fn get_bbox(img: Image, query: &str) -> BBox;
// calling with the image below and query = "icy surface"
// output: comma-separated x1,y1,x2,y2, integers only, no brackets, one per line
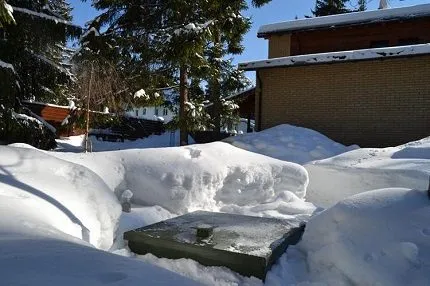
54,142,312,220
297,188,430,286
224,124,356,164
305,137,430,207
128,211,299,257
239,44,430,70
258,3,430,35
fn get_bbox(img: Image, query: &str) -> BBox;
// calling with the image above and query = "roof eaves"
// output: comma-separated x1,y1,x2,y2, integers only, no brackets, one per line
238,44,430,71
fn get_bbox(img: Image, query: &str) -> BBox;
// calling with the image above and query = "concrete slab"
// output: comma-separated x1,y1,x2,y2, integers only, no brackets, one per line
125,211,305,280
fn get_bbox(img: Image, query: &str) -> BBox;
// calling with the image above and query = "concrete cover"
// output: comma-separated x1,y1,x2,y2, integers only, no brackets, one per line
125,211,305,280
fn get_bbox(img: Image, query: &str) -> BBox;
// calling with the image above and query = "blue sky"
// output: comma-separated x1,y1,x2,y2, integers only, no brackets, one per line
69,0,429,78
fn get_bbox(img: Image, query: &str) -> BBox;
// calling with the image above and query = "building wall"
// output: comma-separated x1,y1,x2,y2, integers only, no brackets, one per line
266,18,430,58
268,34,291,58
125,106,176,123
257,55,430,147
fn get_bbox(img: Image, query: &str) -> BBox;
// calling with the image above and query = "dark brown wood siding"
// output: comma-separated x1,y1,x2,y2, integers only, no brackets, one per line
290,18,430,56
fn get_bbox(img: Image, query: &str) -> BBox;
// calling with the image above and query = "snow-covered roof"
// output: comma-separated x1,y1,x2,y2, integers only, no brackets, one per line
258,4,430,37
239,44,430,70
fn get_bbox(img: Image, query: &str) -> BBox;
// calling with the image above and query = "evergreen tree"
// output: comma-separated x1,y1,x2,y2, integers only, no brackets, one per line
313,0,350,16
0,0,80,106
0,1,80,149
85,0,271,145
357,0,367,11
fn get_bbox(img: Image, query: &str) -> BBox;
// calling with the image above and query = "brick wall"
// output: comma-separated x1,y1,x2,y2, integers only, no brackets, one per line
256,55,430,147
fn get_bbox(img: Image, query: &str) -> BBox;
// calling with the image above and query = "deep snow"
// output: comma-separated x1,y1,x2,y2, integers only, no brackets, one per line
224,124,356,164
305,137,430,207
297,188,430,286
54,142,314,221
1,125,429,286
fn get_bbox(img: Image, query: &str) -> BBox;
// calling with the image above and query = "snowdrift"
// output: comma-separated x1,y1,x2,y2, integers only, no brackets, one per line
306,137,430,207
299,188,430,286
54,142,314,220
0,146,121,250
224,124,355,164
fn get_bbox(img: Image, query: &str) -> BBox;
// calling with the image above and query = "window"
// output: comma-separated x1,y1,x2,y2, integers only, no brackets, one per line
163,108,168,116
370,40,389,48
398,38,421,46
155,108,159,116
142,108,147,115
135,110,139,117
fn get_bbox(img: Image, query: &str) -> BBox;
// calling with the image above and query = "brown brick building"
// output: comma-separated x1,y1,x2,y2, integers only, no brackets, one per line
239,4,430,147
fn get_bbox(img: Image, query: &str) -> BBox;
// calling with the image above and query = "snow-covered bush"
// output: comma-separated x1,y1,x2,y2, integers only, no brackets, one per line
0,106,57,150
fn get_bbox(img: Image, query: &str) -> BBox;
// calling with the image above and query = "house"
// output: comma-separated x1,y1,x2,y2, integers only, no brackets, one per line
239,4,430,147
125,105,176,123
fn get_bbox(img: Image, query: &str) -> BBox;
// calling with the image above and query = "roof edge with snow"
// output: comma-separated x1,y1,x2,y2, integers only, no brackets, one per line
258,4,430,37
238,44,430,71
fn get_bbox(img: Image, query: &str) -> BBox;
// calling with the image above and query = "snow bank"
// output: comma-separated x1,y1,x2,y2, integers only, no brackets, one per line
0,146,121,250
54,142,313,220
298,188,430,286
224,124,355,164
306,137,430,207
56,130,195,152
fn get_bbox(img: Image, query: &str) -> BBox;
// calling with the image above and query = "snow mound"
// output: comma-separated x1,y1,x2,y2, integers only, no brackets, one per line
224,124,356,164
54,142,313,220
0,235,200,286
299,188,430,286
0,146,121,250
306,137,430,207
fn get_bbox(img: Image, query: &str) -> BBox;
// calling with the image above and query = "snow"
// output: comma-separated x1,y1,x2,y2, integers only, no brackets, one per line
56,131,194,152
2,121,429,285
12,6,79,28
258,3,430,35
4,1,14,23
80,27,100,41
0,146,121,250
305,136,430,207
54,142,312,220
133,88,148,99
0,59,15,72
239,43,430,70
295,188,430,286
224,124,356,164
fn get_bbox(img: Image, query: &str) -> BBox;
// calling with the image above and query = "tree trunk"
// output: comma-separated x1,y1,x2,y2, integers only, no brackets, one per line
179,65,189,146
212,31,222,136
85,63,94,153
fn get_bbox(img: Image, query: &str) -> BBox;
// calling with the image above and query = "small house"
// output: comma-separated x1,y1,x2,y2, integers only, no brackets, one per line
239,4,430,147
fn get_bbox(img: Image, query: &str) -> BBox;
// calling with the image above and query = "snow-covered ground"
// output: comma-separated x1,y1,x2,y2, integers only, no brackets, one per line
305,137,430,207
224,124,356,164
1,124,429,285
56,130,195,152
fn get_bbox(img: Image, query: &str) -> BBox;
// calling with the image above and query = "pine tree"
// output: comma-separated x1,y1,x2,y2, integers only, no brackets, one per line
313,0,350,17
0,1,80,149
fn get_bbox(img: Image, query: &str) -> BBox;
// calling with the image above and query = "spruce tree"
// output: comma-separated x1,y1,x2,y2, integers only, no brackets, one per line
313,0,350,16
85,0,272,145
0,1,80,148
0,0,80,105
